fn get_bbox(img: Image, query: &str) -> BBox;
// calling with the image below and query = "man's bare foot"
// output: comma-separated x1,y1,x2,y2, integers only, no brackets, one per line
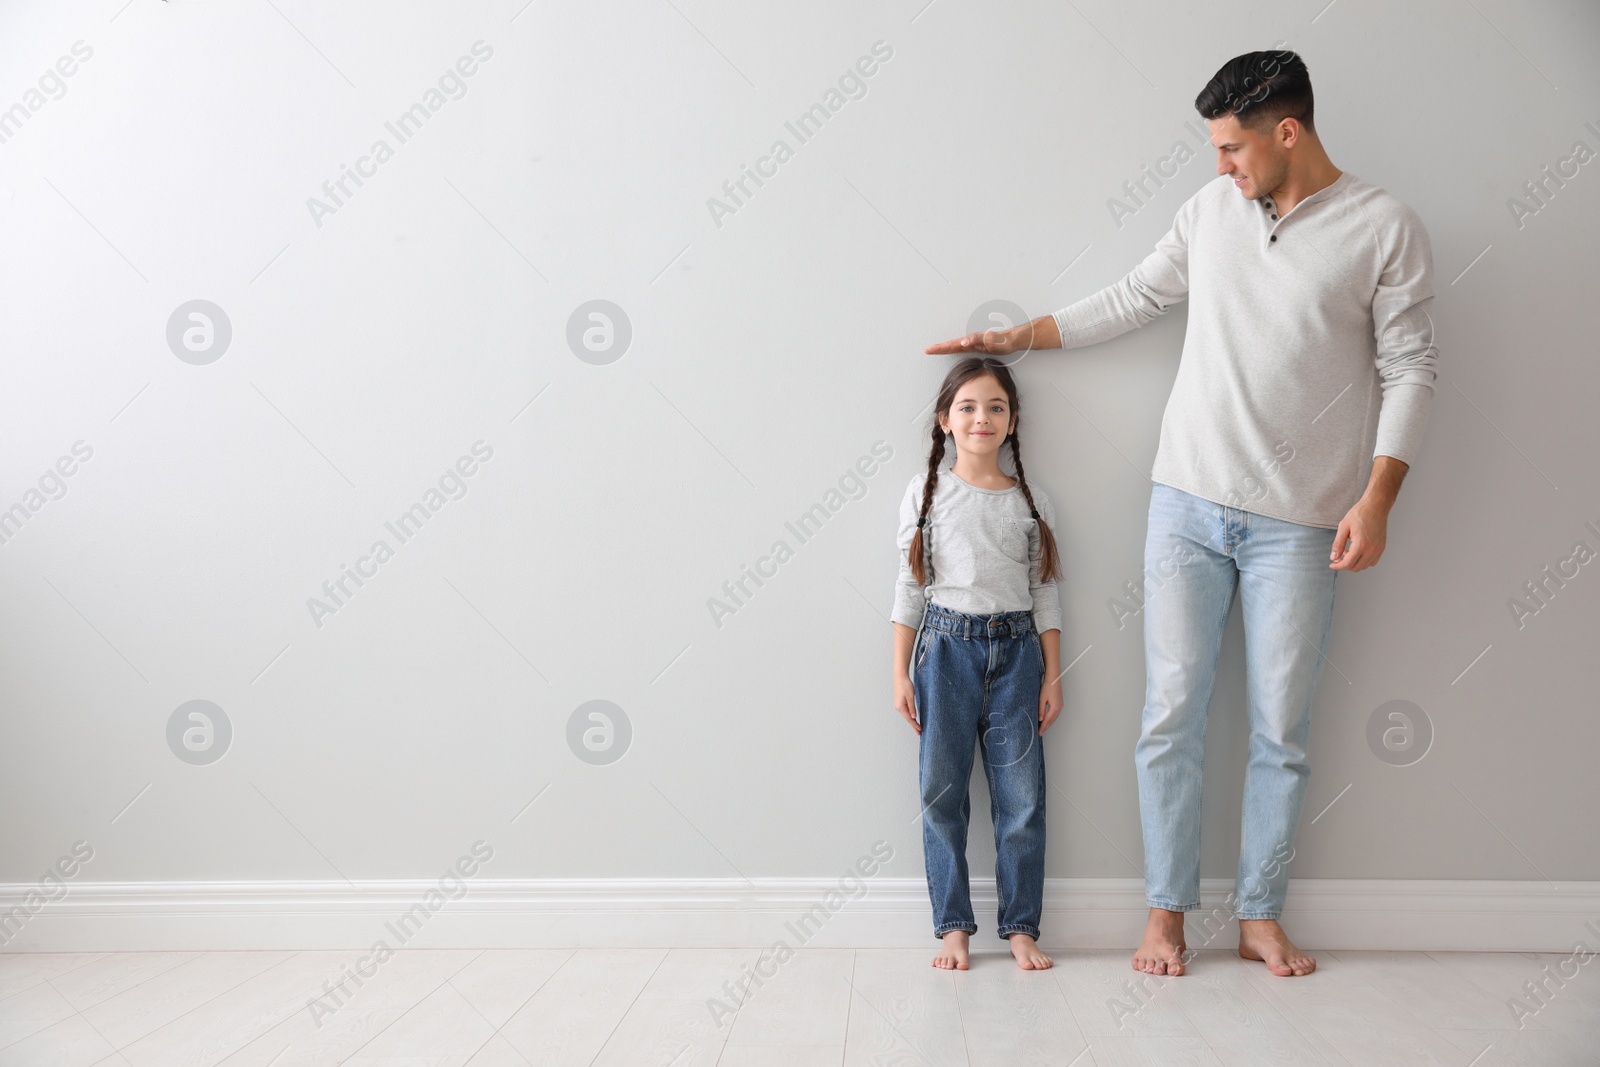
1238,918,1316,976
1007,933,1053,970
1132,907,1188,975
932,930,970,970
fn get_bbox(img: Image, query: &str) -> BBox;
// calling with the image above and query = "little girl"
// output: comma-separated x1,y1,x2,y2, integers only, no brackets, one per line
891,355,1064,972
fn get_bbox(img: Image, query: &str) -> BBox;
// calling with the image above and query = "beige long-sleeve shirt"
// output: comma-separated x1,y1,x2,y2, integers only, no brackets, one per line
1051,170,1439,528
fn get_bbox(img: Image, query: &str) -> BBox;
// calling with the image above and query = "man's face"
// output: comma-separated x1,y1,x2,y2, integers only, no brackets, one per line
1208,114,1287,200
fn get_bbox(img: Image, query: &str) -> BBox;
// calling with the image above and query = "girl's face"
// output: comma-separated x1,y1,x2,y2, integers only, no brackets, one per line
939,374,1015,456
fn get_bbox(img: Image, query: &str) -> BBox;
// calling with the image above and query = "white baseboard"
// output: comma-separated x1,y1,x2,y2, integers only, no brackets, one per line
4,878,1598,953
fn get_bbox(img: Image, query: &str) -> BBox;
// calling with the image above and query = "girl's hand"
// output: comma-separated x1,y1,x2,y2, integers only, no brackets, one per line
893,676,921,734
1038,676,1064,734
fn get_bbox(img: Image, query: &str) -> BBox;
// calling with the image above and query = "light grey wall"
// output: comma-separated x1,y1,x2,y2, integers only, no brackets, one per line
3,0,1597,893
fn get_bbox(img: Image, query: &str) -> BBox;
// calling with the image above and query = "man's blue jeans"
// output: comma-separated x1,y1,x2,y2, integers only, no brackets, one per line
913,602,1046,940
1138,482,1340,920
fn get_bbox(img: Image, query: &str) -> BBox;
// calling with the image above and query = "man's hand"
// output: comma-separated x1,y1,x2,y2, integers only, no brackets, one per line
925,327,1021,356
1330,498,1389,571
925,315,1062,356
1331,455,1409,571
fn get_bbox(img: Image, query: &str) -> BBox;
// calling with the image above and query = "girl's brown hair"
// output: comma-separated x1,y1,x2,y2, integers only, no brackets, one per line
908,356,1061,586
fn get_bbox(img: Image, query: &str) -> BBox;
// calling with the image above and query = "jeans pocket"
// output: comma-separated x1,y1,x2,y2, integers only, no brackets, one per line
916,627,934,671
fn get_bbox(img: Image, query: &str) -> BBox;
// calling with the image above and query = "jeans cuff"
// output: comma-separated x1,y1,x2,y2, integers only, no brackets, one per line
1146,899,1201,912
1233,911,1282,920
934,921,977,938
997,924,1041,940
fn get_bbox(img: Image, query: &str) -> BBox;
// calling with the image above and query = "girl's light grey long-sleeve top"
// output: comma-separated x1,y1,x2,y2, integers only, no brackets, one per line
892,468,1062,635
1051,170,1439,529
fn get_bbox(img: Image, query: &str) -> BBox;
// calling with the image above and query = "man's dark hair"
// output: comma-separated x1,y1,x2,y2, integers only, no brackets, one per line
1194,50,1314,134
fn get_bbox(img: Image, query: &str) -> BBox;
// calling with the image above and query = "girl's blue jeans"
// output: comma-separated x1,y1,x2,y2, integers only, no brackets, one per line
912,601,1046,941
1139,481,1340,920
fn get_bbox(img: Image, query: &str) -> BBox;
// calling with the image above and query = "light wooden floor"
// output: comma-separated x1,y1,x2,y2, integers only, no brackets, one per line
0,946,1595,1065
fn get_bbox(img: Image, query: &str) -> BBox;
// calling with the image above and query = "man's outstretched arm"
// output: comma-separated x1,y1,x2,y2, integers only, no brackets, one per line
927,192,1198,356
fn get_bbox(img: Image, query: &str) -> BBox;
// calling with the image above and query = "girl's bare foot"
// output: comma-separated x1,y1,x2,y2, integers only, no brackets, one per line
1238,918,1316,976
932,930,970,969
1007,933,1053,969
1132,907,1188,975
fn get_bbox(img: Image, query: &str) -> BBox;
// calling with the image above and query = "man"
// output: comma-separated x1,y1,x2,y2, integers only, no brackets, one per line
926,49,1438,977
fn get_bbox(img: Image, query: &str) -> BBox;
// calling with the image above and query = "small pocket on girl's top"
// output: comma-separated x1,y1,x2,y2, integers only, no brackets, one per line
998,516,1028,562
